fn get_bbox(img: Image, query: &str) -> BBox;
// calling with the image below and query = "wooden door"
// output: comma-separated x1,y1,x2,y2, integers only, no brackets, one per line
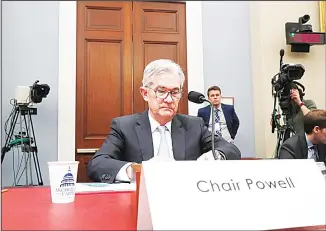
133,1,188,114
75,1,188,182
75,1,133,182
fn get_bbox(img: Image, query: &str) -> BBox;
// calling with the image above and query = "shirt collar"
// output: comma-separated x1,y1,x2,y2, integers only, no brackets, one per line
148,110,172,133
305,133,314,149
214,104,222,111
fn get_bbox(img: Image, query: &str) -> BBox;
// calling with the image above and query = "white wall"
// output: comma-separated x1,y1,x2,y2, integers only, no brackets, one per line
1,1,59,186
250,1,326,158
201,1,255,157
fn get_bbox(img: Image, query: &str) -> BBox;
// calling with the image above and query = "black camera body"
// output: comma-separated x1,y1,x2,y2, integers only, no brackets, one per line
271,49,306,125
31,80,50,104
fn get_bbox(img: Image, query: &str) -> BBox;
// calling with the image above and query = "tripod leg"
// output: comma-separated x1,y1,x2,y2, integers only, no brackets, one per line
275,130,284,159
284,128,291,142
1,109,19,163
28,113,43,186
23,114,34,186
19,112,29,186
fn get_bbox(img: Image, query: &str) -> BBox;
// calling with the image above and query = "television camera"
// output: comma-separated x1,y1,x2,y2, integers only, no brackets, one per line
15,80,50,105
271,49,305,158
1,80,50,186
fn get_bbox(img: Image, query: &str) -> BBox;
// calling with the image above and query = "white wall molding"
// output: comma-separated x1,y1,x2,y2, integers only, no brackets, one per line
57,1,205,161
58,1,76,161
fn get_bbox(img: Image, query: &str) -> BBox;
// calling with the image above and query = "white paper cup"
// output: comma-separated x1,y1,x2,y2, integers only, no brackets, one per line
47,161,79,204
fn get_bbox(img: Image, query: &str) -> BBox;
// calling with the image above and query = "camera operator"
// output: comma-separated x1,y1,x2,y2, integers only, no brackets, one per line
288,83,317,134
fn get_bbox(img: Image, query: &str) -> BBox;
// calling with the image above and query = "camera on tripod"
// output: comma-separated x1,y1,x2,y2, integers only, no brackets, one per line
271,62,305,118
1,80,50,186
15,80,50,106
271,49,306,158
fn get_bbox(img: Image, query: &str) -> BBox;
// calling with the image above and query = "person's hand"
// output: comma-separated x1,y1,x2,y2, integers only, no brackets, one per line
197,151,215,161
126,165,134,180
230,139,234,144
290,89,302,105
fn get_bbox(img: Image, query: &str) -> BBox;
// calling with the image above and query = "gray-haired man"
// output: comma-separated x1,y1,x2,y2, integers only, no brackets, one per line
87,59,241,183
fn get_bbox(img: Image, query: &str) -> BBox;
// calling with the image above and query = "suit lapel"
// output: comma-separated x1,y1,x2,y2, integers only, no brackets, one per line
299,133,308,159
135,111,154,161
221,104,230,124
317,144,326,163
206,106,211,124
201,106,211,125
171,116,186,160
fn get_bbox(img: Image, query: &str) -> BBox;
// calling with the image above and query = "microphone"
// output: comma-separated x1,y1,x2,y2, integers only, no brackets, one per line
188,91,206,104
280,49,285,57
188,91,225,160
279,49,285,72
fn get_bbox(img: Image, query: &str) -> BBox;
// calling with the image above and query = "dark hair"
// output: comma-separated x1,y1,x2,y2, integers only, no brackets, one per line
304,109,326,134
207,86,221,97
289,83,304,100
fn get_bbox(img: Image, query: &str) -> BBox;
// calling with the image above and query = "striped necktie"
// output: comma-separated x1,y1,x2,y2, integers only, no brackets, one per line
214,108,222,136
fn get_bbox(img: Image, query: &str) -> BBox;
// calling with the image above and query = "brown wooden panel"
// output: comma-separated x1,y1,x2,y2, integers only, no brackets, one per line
76,1,133,150
133,1,188,114
76,154,93,183
86,7,123,30
85,41,122,139
144,43,177,63
143,10,178,33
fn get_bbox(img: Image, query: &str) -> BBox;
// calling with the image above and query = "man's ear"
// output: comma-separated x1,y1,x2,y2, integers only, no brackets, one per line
313,126,320,133
140,87,149,102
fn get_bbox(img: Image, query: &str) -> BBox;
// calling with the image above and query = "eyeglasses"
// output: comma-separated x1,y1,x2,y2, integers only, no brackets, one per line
146,87,183,100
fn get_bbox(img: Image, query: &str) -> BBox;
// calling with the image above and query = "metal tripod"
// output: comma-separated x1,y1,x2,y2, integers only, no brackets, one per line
1,105,43,186
274,122,295,159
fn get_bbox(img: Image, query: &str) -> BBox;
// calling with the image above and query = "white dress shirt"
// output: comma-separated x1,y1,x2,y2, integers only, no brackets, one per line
305,133,319,161
115,111,219,181
208,105,232,142
115,111,174,181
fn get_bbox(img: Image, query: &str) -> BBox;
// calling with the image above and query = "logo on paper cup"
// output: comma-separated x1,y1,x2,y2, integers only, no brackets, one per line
55,166,76,197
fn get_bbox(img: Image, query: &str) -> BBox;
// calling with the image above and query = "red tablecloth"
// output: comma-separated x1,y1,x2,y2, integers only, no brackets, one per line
2,187,325,230
2,187,137,230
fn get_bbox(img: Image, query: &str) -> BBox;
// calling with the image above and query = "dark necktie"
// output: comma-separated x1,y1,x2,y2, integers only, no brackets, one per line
214,109,222,136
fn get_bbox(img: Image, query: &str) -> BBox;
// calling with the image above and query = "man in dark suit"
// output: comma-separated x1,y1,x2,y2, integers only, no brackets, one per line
87,59,241,183
197,86,239,143
279,109,326,164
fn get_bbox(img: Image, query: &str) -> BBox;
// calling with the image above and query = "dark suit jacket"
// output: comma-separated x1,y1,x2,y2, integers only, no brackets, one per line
197,104,240,139
87,110,241,183
278,132,326,164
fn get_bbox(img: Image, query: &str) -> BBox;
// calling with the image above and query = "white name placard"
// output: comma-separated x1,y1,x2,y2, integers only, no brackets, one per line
137,159,325,230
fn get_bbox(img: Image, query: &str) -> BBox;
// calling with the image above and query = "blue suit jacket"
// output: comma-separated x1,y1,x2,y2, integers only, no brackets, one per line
197,104,240,139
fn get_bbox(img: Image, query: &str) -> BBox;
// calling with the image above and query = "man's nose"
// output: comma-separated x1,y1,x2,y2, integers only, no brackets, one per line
164,93,173,103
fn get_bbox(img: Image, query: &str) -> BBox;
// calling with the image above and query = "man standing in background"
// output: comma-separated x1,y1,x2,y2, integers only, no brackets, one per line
197,86,240,143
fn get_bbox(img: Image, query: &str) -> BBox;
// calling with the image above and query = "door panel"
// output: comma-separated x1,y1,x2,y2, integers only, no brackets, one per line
75,1,187,182
76,1,133,151
133,1,188,114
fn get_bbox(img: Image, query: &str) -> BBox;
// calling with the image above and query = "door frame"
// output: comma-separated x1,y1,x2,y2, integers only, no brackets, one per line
58,1,205,161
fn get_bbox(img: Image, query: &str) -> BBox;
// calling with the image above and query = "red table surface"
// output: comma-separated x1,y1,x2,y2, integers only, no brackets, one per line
2,187,325,230
2,187,137,230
